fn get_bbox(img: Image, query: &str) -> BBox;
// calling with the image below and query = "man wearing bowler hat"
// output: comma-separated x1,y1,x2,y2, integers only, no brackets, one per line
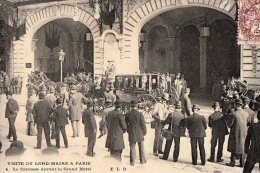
226,98,250,167
125,100,147,166
160,101,185,162
33,92,53,149
53,98,69,149
82,101,97,157
5,91,19,142
187,104,207,165
152,93,169,156
208,102,229,163
105,100,127,160
243,97,255,125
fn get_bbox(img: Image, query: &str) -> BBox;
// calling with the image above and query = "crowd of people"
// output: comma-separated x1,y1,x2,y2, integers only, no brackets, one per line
0,71,23,95
1,71,260,173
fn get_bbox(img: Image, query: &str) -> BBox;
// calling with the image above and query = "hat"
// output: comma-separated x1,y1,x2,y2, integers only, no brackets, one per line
114,100,122,107
38,92,45,99
192,104,200,110
212,102,220,108
162,93,169,101
175,101,182,109
6,91,12,96
5,141,26,156
130,100,138,107
39,85,47,91
56,98,62,104
185,88,190,93
235,99,243,105
243,97,250,103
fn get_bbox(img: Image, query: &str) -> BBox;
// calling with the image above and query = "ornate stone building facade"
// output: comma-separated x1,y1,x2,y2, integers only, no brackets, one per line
1,0,260,89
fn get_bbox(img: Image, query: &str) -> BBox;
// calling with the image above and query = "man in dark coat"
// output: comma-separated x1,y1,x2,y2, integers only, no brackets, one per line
187,104,207,165
32,92,53,149
226,99,250,167
243,97,255,125
5,91,19,142
160,101,185,162
105,100,127,160
53,98,69,149
125,100,147,166
208,102,229,163
183,88,192,116
243,111,260,173
82,102,97,157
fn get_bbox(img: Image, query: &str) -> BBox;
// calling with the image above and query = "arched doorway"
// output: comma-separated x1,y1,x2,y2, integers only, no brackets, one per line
33,18,93,81
138,6,240,91
180,25,200,91
10,4,102,82
207,19,240,90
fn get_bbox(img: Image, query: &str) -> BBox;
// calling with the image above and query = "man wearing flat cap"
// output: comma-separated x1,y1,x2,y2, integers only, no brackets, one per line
5,91,19,142
208,102,229,163
187,104,207,165
33,92,53,149
243,97,255,125
226,99,251,167
160,101,185,162
105,100,127,160
125,100,147,166
53,98,69,149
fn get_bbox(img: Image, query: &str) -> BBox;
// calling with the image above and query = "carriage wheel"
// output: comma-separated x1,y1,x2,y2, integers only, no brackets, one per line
137,94,158,123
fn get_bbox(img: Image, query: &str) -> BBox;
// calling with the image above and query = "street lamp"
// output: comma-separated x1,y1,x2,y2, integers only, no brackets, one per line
58,49,65,82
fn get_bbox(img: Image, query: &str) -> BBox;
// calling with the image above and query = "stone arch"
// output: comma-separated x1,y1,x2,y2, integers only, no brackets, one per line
11,4,103,80
123,0,237,73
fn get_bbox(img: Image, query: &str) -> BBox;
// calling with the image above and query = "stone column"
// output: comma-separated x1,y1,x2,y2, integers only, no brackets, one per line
143,40,149,72
199,36,207,89
174,37,181,74
71,41,80,72
167,37,175,73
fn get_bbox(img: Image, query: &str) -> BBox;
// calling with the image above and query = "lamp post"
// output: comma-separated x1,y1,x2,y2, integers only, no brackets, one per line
58,49,65,82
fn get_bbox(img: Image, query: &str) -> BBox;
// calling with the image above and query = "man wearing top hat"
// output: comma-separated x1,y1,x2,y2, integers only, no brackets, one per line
105,100,127,160
53,98,69,149
152,93,169,156
33,92,53,149
5,91,19,142
183,88,192,116
187,104,207,165
160,101,185,162
208,102,229,163
68,85,88,137
125,100,147,166
226,98,251,167
243,97,255,125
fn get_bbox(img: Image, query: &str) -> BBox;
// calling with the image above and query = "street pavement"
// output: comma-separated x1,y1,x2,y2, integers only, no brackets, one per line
0,94,259,173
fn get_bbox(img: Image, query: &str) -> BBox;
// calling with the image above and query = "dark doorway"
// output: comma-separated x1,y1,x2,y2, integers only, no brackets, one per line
207,19,240,91
180,25,200,91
